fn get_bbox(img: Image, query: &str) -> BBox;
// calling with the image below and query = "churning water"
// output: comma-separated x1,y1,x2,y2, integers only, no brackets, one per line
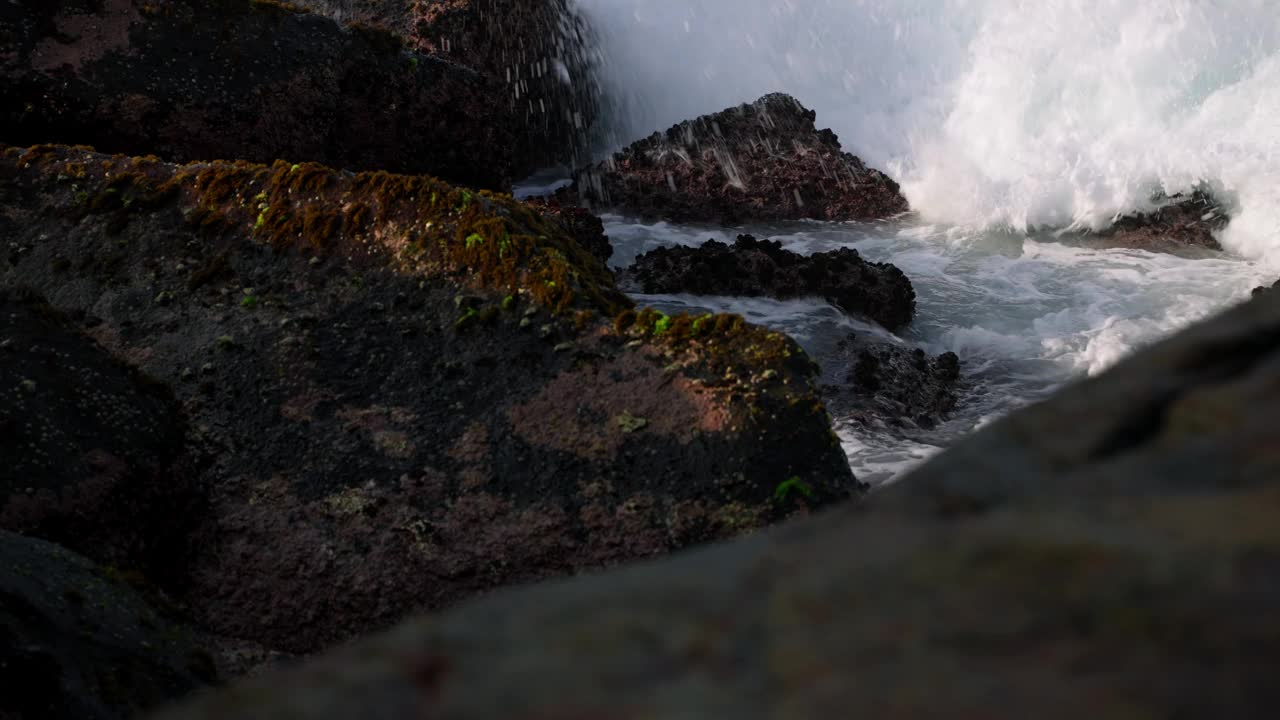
559,1,1280,483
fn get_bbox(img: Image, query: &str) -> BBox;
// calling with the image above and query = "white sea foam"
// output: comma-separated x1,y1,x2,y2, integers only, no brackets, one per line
578,0,1280,262
564,1,1279,481
605,217,1269,483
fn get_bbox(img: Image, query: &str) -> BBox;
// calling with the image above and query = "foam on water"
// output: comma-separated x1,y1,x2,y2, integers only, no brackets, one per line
556,1,1280,481
604,217,1269,483
578,0,1280,262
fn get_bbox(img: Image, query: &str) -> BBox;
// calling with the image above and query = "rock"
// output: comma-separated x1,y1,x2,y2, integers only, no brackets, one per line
822,334,962,430
0,288,197,578
1087,190,1228,253
291,0,603,173
0,0,516,190
153,290,1280,720
526,198,613,266
619,234,916,331
1252,280,1277,297
573,93,909,224
2,144,855,655
0,531,214,720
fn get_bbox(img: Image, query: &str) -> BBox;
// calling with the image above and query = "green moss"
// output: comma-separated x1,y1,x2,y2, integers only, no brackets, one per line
10,145,633,318
616,412,649,433
774,476,814,502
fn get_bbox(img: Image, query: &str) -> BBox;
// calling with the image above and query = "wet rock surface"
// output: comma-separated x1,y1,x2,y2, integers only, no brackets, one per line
0,288,197,578
1,531,215,720
154,290,1280,720
618,234,916,331
526,198,613,266
573,93,909,224
1,144,855,656
291,0,603,173
821,334,962,431
1085,190,1228,253
0,0,516,189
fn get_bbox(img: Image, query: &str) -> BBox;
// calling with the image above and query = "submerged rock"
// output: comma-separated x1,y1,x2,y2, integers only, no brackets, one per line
619,234,916,331
573,93,909,224
1087,190,1228,253
0,531,214,720
154,290,1280,720
291,0,603,173
0,0,516,189
0,288,197,578
2,144,855,655
821,334,962,431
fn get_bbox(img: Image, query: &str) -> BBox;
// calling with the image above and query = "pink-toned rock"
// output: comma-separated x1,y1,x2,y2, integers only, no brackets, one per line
0,0,517,189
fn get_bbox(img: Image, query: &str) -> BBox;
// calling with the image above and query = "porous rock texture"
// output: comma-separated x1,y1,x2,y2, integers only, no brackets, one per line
526,197,613,266
0,0,516,189
1,531,215,720
290,0,604,173
155,290,1280,719
821,333,962,431
0,144,855,656
618,234,916,331
574,93,910,224
0,289,197,578
1086,190,1228,253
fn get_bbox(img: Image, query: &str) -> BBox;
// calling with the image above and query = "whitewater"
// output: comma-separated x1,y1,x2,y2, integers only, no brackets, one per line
560,0,1280,483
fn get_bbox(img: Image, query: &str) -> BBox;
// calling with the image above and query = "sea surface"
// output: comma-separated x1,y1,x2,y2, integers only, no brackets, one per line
535,0,1280,483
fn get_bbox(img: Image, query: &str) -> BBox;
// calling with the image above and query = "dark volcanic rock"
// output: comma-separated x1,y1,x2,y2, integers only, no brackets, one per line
0,0,517,189
0,288,197,578
2,144,855,655
574,93,909,224
1252,279,1278,297
619,234,916,331
291,0,603,173
822,334,961,430
1088,190,1228,253
526,198,613,266
1,531,214,720
155,290,1280,720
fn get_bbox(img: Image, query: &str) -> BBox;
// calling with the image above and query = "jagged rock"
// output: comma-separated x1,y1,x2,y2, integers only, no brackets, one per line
1,144,855,655
0,531,214,720
618,234,916,331
526,198,613,266
821,334,961,430
153,290,1280,720
0,288,197,578
1087,190,1228,253
1252,280,1277,297
0,0,516,189
290,0,603,173
573,93,909,224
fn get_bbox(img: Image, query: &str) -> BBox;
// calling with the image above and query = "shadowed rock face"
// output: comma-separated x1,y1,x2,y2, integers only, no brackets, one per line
526,198,614,266
822,334,962,431
1,531,215,720
619,234,916,331
573,93,909,224
291,0,604,174
0,289,197,578
1,144,855,655
154,291,1280,720
0,0,517,189
1086,190,1229,253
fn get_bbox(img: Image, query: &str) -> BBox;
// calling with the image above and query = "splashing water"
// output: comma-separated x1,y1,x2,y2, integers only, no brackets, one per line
555,1,1280,482
579,0,1280,260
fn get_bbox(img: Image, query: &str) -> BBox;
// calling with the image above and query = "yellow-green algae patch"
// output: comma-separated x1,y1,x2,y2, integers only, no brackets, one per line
6,144,627,316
